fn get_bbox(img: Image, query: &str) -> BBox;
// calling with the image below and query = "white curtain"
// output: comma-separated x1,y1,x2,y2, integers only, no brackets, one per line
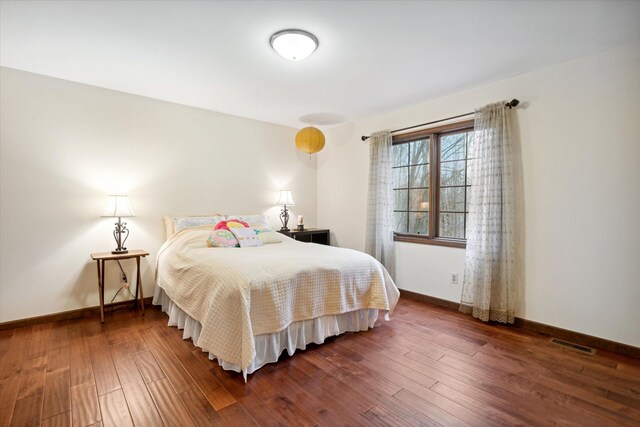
460,101,517,323
365,130,395,279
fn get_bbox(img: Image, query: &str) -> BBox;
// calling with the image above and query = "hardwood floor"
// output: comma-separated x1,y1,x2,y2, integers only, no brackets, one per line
1,297,639,426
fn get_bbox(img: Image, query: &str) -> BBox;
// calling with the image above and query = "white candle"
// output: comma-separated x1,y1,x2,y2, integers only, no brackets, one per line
298,215,304,225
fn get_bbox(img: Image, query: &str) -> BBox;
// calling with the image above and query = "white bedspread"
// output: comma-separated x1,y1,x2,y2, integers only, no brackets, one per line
155,227,399,374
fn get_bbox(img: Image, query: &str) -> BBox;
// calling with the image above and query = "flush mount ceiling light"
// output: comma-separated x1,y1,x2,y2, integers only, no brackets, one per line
270,29,318,61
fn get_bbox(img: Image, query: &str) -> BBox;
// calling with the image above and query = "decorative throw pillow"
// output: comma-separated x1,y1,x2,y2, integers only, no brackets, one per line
229,227,264,248
256,231,284,244
214,219,250,231
207,229,239,248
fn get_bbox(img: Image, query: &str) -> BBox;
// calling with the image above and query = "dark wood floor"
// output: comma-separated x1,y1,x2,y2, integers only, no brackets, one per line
1,297,639,427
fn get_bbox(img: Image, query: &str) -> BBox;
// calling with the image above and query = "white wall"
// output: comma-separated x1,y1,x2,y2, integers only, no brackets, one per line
0,67,317,322
318,41,640,347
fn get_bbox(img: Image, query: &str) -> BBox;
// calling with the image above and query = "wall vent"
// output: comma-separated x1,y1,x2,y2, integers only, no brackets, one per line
550,338,596,355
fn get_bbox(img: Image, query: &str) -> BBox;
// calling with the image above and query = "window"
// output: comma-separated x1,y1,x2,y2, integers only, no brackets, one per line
392,120,474,248
392,137,430,235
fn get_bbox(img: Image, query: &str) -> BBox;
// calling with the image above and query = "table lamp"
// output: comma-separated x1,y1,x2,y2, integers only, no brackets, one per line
276,190,295,231
102,195,135,254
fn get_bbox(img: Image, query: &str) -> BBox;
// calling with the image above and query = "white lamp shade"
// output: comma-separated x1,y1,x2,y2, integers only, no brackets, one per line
270,30,318,61
102,195,135,217
276,190,295,206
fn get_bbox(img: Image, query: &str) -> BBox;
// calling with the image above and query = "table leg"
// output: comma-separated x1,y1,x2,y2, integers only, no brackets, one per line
136,256,145,315
133,259,139,309
97,259,104,323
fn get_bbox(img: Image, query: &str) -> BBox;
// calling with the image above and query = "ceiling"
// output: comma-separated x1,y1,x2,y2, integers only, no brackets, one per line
2,1,639,128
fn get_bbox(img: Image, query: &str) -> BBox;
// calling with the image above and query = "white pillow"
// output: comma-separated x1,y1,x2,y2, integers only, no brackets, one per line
253,224,275,234
229,227,264,248
228,214,269,227
256,231,283,244
174,215,226,233
163,214,225,239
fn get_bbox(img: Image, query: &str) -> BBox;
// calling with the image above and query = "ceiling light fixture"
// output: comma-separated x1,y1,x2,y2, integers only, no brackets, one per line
295,127,325,154
270,29,318,61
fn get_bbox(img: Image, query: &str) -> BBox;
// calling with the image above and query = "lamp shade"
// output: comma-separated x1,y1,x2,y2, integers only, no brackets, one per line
276,190,295,206
102,195,135,217
295,127,325,154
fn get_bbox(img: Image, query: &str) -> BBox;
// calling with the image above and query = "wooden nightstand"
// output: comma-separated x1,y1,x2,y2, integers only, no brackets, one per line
90,249,149,323
278,228,330,245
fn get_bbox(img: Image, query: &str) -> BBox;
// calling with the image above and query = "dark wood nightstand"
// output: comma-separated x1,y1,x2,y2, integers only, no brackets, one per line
90,249,149,323
278,228,330,245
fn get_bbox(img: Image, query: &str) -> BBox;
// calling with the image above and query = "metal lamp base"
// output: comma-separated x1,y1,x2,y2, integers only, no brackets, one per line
111,217,130,255
279,205,291,232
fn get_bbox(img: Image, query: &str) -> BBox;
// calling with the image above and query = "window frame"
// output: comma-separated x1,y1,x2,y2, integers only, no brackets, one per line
392,119,474,249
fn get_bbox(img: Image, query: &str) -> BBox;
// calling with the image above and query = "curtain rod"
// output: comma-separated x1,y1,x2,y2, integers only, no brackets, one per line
361,99,520,142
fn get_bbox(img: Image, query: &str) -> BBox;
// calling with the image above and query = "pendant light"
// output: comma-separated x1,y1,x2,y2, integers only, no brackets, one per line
295,127,325,154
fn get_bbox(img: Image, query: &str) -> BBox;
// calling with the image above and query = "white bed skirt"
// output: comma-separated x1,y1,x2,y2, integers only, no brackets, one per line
152,286,379,377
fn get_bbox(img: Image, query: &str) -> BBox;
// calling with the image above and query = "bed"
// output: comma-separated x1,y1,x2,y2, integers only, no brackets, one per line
153,216,399,380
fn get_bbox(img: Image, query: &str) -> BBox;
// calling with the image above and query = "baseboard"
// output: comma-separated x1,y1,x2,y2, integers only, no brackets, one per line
400,289,460,311
399,288,640,360
0,297,154,331
512,318,640,359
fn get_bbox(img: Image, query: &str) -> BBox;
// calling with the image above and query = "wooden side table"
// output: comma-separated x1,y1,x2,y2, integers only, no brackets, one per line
90,249,149,323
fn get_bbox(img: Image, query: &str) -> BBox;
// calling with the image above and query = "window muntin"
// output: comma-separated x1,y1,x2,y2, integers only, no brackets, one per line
391,121,474,247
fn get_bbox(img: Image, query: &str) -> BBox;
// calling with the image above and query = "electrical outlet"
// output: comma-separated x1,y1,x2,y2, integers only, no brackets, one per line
450,273,459,285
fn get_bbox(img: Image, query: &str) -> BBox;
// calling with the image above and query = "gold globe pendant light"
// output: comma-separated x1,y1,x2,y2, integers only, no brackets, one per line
295,127,325,154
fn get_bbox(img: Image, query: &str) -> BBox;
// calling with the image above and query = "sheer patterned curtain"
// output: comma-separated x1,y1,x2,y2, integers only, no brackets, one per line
365,130,395,279
460,102,517,323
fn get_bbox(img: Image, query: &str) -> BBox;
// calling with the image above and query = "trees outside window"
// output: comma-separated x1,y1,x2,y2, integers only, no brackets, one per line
392,120,474,248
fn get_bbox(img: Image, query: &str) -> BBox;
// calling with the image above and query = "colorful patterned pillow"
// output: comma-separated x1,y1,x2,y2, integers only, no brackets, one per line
229,227,264,248
207,229,239,248
214,219,250,231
